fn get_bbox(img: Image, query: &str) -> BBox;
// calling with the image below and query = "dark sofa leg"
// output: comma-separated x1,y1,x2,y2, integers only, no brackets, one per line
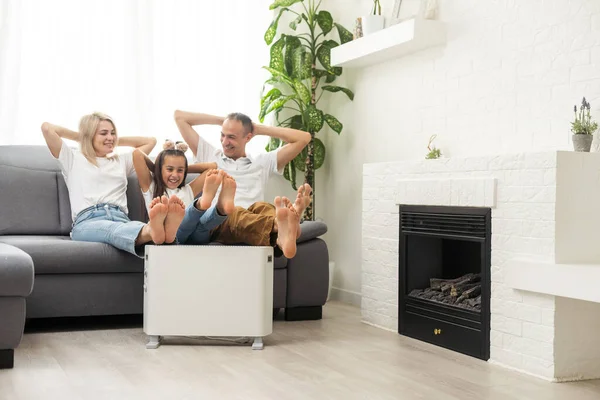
285,306,322,321
0,349,14,369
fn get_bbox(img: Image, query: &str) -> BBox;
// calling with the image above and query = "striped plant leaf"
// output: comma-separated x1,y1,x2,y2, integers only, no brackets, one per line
293,80,311,104
324,114,342,134
334,22,353,44
295,137,326,172
269,35,286,71
316,11,333,35
264,8,289,45
291,46,311,79
269,0,304,10
306,105,324,132
316,40,339,73
284,36,302,76
321,85,354,100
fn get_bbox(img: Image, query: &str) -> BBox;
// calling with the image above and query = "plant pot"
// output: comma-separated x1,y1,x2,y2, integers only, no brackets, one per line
572,134,593,152
361,15,384,36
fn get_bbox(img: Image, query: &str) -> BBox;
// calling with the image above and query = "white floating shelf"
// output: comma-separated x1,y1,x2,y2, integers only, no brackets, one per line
331,18,446,68
506,259,600,304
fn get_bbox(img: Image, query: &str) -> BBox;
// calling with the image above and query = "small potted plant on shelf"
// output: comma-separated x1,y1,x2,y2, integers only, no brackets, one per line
362,0,384,36
425,134,442,159
571,97,598,152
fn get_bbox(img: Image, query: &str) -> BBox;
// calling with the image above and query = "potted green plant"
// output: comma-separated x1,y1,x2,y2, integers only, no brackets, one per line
425,134,442,159
362,0,384,36
260,0,354,221
571,97,598,152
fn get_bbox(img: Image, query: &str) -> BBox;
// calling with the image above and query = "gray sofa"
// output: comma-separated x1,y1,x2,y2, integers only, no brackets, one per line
0,145,329,364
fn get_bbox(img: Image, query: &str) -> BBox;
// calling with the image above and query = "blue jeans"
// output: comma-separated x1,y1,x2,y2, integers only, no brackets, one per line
176,203,227,244
71,204,146,257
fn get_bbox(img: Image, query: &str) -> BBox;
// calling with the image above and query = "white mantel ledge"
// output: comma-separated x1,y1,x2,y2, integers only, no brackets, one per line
395,177,497,208
331,18,446,68
505,258,600,304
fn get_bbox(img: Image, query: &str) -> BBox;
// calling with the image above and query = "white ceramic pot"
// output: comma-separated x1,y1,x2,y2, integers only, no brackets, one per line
361,15,385,36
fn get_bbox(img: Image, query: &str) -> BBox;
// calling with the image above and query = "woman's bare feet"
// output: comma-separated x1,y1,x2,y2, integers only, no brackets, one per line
293,183,312,218
197,169,222,210
148,196,168,244
217,172,236,215
165,195,185,243
275,196,299,258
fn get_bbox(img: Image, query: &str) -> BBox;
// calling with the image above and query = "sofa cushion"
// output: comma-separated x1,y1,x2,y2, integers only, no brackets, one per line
0,145,62,171
57,174,73,234
126,176,148,223
0,146,66,234
297,220,327,244
0,236,144,275
0,165,64,235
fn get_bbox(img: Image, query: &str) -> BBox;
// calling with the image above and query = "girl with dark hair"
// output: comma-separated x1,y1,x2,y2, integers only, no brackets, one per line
133,140,236,245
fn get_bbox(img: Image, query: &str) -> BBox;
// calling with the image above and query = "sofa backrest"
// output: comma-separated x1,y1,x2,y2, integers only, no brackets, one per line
0,145,147,236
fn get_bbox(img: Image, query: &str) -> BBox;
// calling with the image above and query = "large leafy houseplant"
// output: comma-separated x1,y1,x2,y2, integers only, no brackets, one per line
260,0,354,221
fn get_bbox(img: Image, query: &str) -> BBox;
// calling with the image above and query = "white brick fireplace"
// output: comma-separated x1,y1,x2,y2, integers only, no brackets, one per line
362,151,600,381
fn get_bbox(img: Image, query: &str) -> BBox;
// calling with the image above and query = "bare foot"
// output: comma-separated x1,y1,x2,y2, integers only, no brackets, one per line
217,172,236,215
148,196,167,244
293,183,312,218
275,196,299,258
197,169,222,210
165,195,185,243
285,197,301,250
289,198,303,239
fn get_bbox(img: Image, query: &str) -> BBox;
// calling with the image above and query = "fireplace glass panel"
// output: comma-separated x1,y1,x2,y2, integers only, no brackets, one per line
405,236,482,312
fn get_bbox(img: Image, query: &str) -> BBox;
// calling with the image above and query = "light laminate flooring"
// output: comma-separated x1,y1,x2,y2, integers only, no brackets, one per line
1,301,599,400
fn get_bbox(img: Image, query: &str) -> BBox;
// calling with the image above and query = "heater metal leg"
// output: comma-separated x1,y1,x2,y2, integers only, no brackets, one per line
146,335,161,349
252,337,264,350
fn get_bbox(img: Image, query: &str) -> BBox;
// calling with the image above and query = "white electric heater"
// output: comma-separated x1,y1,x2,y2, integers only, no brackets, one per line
143,245,274,350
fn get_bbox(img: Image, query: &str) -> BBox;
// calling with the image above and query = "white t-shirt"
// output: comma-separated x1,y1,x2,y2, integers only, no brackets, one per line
57,141,135,220
195,136,282,209
141,180,195,214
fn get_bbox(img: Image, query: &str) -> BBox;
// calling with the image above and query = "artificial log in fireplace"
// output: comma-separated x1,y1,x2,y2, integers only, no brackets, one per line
409,273,482,312
398,205,491,360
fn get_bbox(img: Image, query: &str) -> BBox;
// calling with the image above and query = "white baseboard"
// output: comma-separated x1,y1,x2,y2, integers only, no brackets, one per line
489,359,600,383
361,319,396,333
328,287,361,307
488,360,555,382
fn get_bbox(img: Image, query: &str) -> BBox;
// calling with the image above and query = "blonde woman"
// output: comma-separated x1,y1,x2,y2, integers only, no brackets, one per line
41,112,185,256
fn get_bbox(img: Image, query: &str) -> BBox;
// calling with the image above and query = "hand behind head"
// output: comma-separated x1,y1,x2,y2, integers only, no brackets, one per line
163,139,188,153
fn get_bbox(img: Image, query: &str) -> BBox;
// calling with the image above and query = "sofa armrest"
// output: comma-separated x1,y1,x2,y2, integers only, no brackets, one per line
285,238,329,308
0,244,34,297
297,221,327,244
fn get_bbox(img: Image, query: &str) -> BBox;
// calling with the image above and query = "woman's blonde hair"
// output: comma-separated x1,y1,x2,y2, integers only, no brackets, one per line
78,112,118,165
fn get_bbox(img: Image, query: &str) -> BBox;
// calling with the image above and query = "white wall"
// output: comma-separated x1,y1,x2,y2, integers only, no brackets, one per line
306,0,600,304
554,297,600,380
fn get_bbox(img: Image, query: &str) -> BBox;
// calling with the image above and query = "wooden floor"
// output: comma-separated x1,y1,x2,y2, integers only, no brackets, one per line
1,302,599,400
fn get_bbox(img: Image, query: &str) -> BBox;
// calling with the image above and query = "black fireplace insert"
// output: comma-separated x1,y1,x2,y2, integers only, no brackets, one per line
398,205,491,360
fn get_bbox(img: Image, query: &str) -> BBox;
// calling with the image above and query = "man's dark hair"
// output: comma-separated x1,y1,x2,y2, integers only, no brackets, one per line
226,112,254,135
